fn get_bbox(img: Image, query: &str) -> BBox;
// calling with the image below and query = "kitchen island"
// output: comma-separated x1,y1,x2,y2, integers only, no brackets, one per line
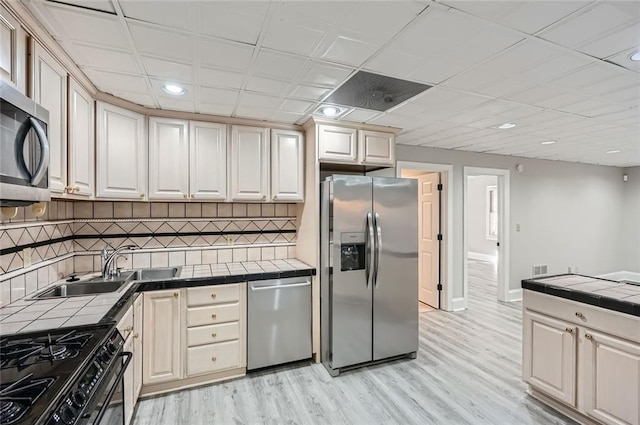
522,274,640,425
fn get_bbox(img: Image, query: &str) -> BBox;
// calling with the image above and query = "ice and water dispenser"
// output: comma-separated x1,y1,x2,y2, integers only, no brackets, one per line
339,232,366,271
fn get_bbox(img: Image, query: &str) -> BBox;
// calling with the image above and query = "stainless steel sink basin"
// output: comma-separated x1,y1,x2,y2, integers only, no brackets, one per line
133,266,181,281
34,279,129,299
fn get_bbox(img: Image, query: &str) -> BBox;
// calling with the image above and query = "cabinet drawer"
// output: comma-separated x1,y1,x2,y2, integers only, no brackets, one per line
186,284,239,307
117,306,134,340
187,322,240,347
186,340,241,377
187,303,239,327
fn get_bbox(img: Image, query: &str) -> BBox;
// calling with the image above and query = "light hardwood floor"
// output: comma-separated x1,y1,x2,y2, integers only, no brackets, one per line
133,260,574,425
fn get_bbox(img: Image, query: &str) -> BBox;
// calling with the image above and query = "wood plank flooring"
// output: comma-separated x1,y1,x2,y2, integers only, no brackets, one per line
133,260,575,425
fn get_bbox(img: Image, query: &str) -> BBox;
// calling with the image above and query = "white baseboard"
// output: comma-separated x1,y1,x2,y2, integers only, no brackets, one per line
451,297,467,311
598,270,640,282
507,288,523,302
467,252,497,263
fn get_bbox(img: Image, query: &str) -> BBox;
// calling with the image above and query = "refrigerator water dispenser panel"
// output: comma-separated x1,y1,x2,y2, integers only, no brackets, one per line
340,232,365,271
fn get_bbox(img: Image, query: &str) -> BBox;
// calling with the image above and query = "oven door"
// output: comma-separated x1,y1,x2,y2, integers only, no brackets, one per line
81,352,132,425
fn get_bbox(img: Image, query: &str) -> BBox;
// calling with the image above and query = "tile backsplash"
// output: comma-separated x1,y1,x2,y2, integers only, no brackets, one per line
0,201,299,306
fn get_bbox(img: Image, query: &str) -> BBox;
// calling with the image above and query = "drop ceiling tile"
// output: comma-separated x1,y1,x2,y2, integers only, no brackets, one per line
128,22,194,62
342,108,382,123
262,17,326,57
121,1,190,31
343,2,425,42
83,69,148,92
198,103,234,116
199,67,244,90
606,47,640,72
548,64,622,90
320,32,379,67
197,2,269,44
279,99,314,114
253,50,307,80
270,111,304,124
300,62,354,87
69,43,139,74
51,0,116,14
364,49,424,79
578,23,640,58
199,38,254,71
274,1,349,25
199,87,239,105
517,54,594,83
141,56,193,82
235,107,271,121
109,90,156,108
238,93,279,109
288,85,331,101
245,77,290,97
158,98,195,113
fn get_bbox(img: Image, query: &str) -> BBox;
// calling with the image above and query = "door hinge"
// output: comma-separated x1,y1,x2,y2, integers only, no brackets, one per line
437,284,443,291
437,234,443,241
437,183,443,191
497,242,500,247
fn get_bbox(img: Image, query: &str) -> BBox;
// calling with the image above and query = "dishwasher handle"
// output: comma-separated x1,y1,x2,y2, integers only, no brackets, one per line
250,281,311,291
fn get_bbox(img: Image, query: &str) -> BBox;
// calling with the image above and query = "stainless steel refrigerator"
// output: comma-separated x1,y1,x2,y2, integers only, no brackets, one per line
320,175,418,376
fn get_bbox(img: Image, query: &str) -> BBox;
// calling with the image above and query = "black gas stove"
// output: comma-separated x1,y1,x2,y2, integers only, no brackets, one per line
0,324,128,425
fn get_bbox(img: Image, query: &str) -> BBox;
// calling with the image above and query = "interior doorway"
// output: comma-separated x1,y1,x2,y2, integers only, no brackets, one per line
463,167,511,304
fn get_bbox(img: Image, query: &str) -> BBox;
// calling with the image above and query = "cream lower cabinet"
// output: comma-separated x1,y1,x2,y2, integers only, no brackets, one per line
117,294,143,425
523,291,640,425
141,283,246,396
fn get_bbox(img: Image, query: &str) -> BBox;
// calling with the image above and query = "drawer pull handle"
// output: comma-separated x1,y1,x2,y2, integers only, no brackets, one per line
133,333,139,339
212,333,217,338
585,334,593,340
211,293,217,299
211,356,217,362
123,326,133,333
565,328,573,334
211,314,217,319
575,312,584,318
173,292,179,298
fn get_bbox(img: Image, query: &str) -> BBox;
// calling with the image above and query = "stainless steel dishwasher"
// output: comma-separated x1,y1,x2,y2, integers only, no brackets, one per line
247,276,312,370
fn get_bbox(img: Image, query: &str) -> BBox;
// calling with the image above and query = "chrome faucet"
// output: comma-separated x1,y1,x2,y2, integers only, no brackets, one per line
102,245,137,278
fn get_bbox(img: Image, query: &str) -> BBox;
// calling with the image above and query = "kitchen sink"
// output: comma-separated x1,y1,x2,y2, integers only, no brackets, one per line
34,278,130,299
133,266,181,281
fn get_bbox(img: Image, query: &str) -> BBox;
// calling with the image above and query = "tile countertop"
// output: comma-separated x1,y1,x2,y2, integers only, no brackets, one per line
0,259,315,335
522,274,640,317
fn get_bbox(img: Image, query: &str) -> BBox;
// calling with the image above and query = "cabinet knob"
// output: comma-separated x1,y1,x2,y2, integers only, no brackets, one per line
140,193,145,198
73,186,80,192
211,333,217,338
211,356,217,362
173,292,179,298
123,326,133,333
211,293,217,299
133,333,139,339
565,327,573,333
575,312,584,318
262,195,266,200
211,313,217,319
64,186,72,193
585,334,593,340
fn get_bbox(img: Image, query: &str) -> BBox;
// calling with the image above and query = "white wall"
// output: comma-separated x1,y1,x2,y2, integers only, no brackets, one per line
467,175,498,258
397,145,627,298
623,166,640,272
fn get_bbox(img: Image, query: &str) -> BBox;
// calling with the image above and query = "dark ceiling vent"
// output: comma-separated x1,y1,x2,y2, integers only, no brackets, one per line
323,71,432,112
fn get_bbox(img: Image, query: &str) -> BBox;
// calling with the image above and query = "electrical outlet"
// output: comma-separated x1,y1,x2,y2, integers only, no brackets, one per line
23,248,32,268
516,223,521,232
226,235,234,245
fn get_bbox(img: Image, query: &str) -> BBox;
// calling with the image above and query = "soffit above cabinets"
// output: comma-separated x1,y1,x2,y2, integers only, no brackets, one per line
22,0,640,167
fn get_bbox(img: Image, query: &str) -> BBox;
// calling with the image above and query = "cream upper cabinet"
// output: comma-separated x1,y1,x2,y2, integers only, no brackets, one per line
96,102,147,199
582,329,640,425
523,310,576,406
148,117,189,200
271,129,304,202
143,289,182,385
317,124,357,164
359,130,395,166
0,5,27,93
230,125,270,201
67,78,94,197
32,42,67,194
189,121,227,201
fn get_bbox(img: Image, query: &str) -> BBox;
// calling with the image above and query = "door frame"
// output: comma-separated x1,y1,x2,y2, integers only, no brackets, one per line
396,161,453,311
463,166,511,304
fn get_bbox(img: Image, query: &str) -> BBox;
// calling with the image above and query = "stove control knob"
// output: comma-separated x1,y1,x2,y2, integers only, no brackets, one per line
106,342,118,355
71,391,87,408
99,350,111,363
60,405,76,424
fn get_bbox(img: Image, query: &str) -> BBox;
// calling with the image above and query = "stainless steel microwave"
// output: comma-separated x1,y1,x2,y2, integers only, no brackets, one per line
1,80,50,206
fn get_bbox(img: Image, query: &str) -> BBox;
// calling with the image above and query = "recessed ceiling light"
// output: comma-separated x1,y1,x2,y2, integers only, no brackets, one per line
541,141,556,145
497,122,516,129
319,106,342,117
630,51,640,61
162,83,186,95
606,150,621,154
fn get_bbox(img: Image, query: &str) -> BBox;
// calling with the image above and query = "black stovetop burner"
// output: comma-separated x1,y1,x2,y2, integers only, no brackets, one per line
0,324,113,425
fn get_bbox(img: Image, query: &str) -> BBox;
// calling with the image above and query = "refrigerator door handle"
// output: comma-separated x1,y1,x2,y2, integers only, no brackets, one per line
373,212,382,287
366,212,374,288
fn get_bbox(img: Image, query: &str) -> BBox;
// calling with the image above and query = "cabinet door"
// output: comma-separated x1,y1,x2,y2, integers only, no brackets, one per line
123,335,135,425
230,125,269,201
149,118,189,200
189,121,227,201
32,42,67,194
96,102,147,199
133,294,143,401
359,130,395,166
582,329,640,425
271,129,304,202
143,290,181,385
68,78,94,197
0,5,27,92
523,310,576,406
317,124,357,164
